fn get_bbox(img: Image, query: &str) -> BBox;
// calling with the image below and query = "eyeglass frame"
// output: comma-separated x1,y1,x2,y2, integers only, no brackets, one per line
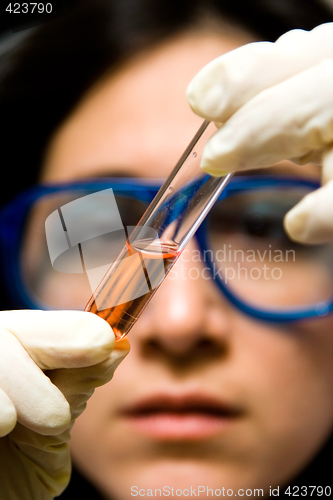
0,175,331,323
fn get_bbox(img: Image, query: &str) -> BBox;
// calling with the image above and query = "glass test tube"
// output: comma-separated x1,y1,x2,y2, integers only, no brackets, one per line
84,120,233,340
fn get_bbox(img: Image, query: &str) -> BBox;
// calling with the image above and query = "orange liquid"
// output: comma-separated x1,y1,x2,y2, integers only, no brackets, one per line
85,240,180,340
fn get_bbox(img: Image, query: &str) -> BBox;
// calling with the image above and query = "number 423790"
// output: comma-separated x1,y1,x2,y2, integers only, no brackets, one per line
6,3,53,14
284,485,331,496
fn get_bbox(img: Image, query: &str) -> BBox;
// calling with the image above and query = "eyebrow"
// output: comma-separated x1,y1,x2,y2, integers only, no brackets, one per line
235,165,320,179
79,166,294,180
234,168,281,177
75,163,320,182
76,169,141,180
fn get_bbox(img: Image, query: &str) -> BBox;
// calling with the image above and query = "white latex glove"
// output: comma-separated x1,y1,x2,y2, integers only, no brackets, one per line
0,310,129,499
186,22,333,244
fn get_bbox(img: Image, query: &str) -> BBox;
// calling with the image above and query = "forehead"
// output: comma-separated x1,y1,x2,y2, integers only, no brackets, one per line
42,30,256,181
42,29,320,182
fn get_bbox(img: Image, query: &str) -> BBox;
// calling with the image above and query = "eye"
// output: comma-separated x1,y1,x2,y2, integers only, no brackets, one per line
240,210,284,239
209,191,302,247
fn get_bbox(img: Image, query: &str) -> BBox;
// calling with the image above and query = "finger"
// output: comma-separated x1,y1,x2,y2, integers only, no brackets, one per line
284,179,333,244
198,59,333,176
186,23,333,123
46,338,130,420
0,310,115,370
0,328,70,435
2,422,71,498
284,146,333,243
321,146,333,185
0,387,17,437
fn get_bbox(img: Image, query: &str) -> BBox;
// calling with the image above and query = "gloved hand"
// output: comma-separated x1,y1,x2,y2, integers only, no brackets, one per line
0,310,129,499
186,22,333,244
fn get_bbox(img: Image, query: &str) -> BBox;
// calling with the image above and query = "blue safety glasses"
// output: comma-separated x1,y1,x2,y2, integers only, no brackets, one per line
0,175,332,322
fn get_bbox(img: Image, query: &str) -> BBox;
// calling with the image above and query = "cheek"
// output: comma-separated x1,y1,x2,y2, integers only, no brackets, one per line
69,371,131,493
232,316,333,460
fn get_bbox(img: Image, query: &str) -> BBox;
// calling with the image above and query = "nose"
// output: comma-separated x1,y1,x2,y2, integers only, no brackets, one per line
135,240,232,357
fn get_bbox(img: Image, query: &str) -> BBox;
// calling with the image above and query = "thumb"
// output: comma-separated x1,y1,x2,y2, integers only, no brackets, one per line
0,310,115,370
46,338,130,420
284,147,333,243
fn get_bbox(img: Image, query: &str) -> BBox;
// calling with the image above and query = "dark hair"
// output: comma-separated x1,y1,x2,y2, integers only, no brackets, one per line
0,0,332,207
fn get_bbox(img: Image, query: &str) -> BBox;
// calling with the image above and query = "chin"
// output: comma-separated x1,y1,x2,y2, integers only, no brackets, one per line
93,460,274,500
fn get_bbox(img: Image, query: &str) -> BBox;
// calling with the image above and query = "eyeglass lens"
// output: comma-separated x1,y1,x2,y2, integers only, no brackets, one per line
208,187,333,310
19,185,333,313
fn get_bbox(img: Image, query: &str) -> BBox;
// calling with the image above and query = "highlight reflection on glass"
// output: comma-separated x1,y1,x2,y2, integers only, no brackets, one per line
84,120,233,339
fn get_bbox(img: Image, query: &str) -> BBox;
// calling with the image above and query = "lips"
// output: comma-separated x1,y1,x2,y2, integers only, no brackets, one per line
122,393,243,440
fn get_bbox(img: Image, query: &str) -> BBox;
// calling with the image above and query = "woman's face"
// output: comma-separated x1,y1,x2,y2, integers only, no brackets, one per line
42,29,333,499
